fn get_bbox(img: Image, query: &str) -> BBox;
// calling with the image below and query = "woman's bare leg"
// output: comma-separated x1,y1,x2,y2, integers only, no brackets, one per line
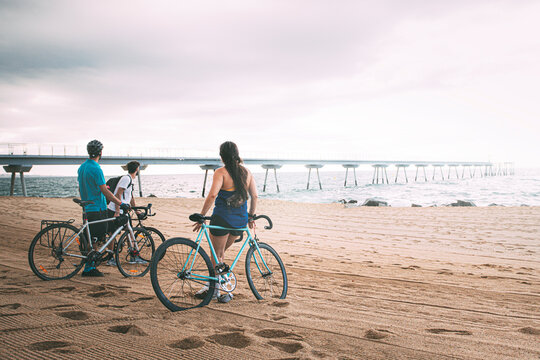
209,233,229,267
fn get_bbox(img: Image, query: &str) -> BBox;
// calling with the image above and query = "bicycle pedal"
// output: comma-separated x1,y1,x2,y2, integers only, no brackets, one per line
215,263,230,274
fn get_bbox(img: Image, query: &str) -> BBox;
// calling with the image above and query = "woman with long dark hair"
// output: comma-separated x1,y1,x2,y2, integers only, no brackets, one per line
193,141,258,302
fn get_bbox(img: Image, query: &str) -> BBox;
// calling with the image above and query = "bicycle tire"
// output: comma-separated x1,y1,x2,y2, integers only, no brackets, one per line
115,227,155,278
245,242,288,300
28,223,88,281
150,237,216,311
138,226,166,244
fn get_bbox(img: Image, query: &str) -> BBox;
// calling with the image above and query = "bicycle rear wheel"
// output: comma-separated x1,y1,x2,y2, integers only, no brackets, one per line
115,227,155,277
28,223,87,280
150,237,216,311
138,226,165,244
245,242,288,300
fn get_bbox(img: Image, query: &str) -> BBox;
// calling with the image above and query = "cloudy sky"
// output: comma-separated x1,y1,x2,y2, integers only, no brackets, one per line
1,0,539,173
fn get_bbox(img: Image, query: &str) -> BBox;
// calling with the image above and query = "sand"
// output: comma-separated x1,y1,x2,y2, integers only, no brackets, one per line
0,197,538,359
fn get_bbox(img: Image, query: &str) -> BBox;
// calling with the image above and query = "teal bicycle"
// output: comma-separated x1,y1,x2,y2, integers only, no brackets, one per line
150,213,287,311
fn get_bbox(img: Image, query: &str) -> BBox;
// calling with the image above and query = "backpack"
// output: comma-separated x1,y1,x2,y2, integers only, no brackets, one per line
106,175,132,204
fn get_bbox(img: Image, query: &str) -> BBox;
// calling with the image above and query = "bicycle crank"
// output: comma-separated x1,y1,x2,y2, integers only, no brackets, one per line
219,272,237,293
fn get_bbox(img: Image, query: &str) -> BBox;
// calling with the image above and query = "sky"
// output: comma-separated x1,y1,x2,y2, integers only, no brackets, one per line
1,0,539,176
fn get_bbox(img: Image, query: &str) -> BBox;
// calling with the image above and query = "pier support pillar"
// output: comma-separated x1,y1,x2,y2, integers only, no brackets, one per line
200,164,220,197
372,164,389,184
414,165,428,182
343,164,358,187
395,164,409,183
306,164,323,190
3,165,33,196
121,164,148,197
432,165,445,181
447,164,459,180
261,164,282,192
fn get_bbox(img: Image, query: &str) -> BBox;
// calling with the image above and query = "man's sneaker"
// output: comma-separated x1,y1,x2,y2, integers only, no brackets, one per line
81,268,104,277
128,256,148,265
106,258,117,266
218,293,233,303
194,284,219,300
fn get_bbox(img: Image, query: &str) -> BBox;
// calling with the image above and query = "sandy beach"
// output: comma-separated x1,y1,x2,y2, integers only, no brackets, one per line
0,197,538,359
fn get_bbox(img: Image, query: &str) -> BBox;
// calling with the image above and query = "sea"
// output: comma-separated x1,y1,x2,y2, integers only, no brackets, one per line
1,168,539,207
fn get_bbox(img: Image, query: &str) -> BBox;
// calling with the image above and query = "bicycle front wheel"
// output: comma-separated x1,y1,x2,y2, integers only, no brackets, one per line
28,223,87,280
245,242,288,300
150,237,216,311
115,227,155,277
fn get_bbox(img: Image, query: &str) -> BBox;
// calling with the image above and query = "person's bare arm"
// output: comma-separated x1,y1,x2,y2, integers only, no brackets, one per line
201,169,223,216
248,171,258,215
193,169,223,232
99,184,122,206
115,187,125,215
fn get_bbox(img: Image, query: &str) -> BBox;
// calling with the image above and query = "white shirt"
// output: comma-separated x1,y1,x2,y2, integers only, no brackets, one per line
107,175,133,213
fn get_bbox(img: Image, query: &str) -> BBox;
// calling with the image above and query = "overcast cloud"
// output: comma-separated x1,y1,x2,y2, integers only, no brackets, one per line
1,0,539,171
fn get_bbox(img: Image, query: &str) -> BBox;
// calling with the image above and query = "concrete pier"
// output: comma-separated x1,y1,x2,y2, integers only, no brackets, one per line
343,164,358,187
372,164,389,184
261,164,282,192
3,165,32,196
306,164,323,190
394,164,409,183
200,164,220,197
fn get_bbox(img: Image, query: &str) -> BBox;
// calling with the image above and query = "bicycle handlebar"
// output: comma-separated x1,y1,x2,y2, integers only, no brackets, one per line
131,204,155,220
188,213,273,230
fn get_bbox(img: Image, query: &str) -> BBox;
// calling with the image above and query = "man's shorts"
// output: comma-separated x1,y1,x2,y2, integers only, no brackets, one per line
209,214,243,237
85,210,109,241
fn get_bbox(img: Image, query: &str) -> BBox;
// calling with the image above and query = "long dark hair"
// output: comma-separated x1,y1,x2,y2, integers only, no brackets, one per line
220,141,248,201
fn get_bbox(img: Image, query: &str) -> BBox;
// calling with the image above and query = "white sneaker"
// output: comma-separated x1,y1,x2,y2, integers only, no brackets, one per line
106,258,117,266
128,256,148,265
194,283,220,300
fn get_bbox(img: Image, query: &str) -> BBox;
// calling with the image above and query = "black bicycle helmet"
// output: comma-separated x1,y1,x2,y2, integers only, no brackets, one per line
87,140,103,158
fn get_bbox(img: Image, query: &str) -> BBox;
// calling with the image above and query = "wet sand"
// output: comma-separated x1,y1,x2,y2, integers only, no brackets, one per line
0,197,539,359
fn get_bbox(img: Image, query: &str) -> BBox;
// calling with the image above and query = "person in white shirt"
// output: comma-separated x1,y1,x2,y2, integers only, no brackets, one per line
106,161,140,266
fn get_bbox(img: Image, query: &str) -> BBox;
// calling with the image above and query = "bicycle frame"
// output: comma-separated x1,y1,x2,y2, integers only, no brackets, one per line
184,223,273,284
60,214,138,260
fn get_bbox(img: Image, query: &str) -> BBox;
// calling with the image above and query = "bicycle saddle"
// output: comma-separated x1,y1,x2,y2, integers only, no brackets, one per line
73,198,95,207
189,213,206,223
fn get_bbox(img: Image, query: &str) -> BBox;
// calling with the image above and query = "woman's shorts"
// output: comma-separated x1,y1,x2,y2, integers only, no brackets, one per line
210,214,243,237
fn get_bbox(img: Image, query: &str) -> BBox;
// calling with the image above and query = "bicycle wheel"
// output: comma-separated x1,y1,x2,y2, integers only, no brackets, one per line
115,227,155,277
150,237,216,311
139,226,166,244
28,223,87,280
245,242,288,300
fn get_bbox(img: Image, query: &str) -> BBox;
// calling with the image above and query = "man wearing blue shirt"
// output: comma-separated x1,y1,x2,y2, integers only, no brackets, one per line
78,140,124,277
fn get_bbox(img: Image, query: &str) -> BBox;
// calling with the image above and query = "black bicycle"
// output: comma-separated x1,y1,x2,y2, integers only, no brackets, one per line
131,204,166,245
28,199,155,280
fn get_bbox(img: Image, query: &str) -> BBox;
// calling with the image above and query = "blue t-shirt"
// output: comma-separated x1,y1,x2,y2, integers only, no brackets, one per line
77,159,106,212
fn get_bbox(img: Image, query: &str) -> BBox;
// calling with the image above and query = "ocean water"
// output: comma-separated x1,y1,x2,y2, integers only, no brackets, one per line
1,168,539,207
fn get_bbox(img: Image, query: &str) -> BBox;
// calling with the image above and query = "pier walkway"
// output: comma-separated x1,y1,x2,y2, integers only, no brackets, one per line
0,143,514,196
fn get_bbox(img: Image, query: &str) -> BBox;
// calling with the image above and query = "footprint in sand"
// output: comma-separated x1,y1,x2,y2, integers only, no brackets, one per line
28,340,71,351
0,303,21,310
108,324,147,336
57,311,89,320
219,325,245,333
271,315,288,321
131,296,154,302
169,336,205,350
43,304,76,310
364,329,392,340
206,332,251,349
256,329,303,340
53,286,76,292
88,290,115,298
427,328,472,335
268,340,304,354
518,327,540,335
271,301,290,308
97,304,127,309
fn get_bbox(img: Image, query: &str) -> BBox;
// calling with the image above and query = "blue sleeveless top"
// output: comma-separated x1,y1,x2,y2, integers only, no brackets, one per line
212,190,248,228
